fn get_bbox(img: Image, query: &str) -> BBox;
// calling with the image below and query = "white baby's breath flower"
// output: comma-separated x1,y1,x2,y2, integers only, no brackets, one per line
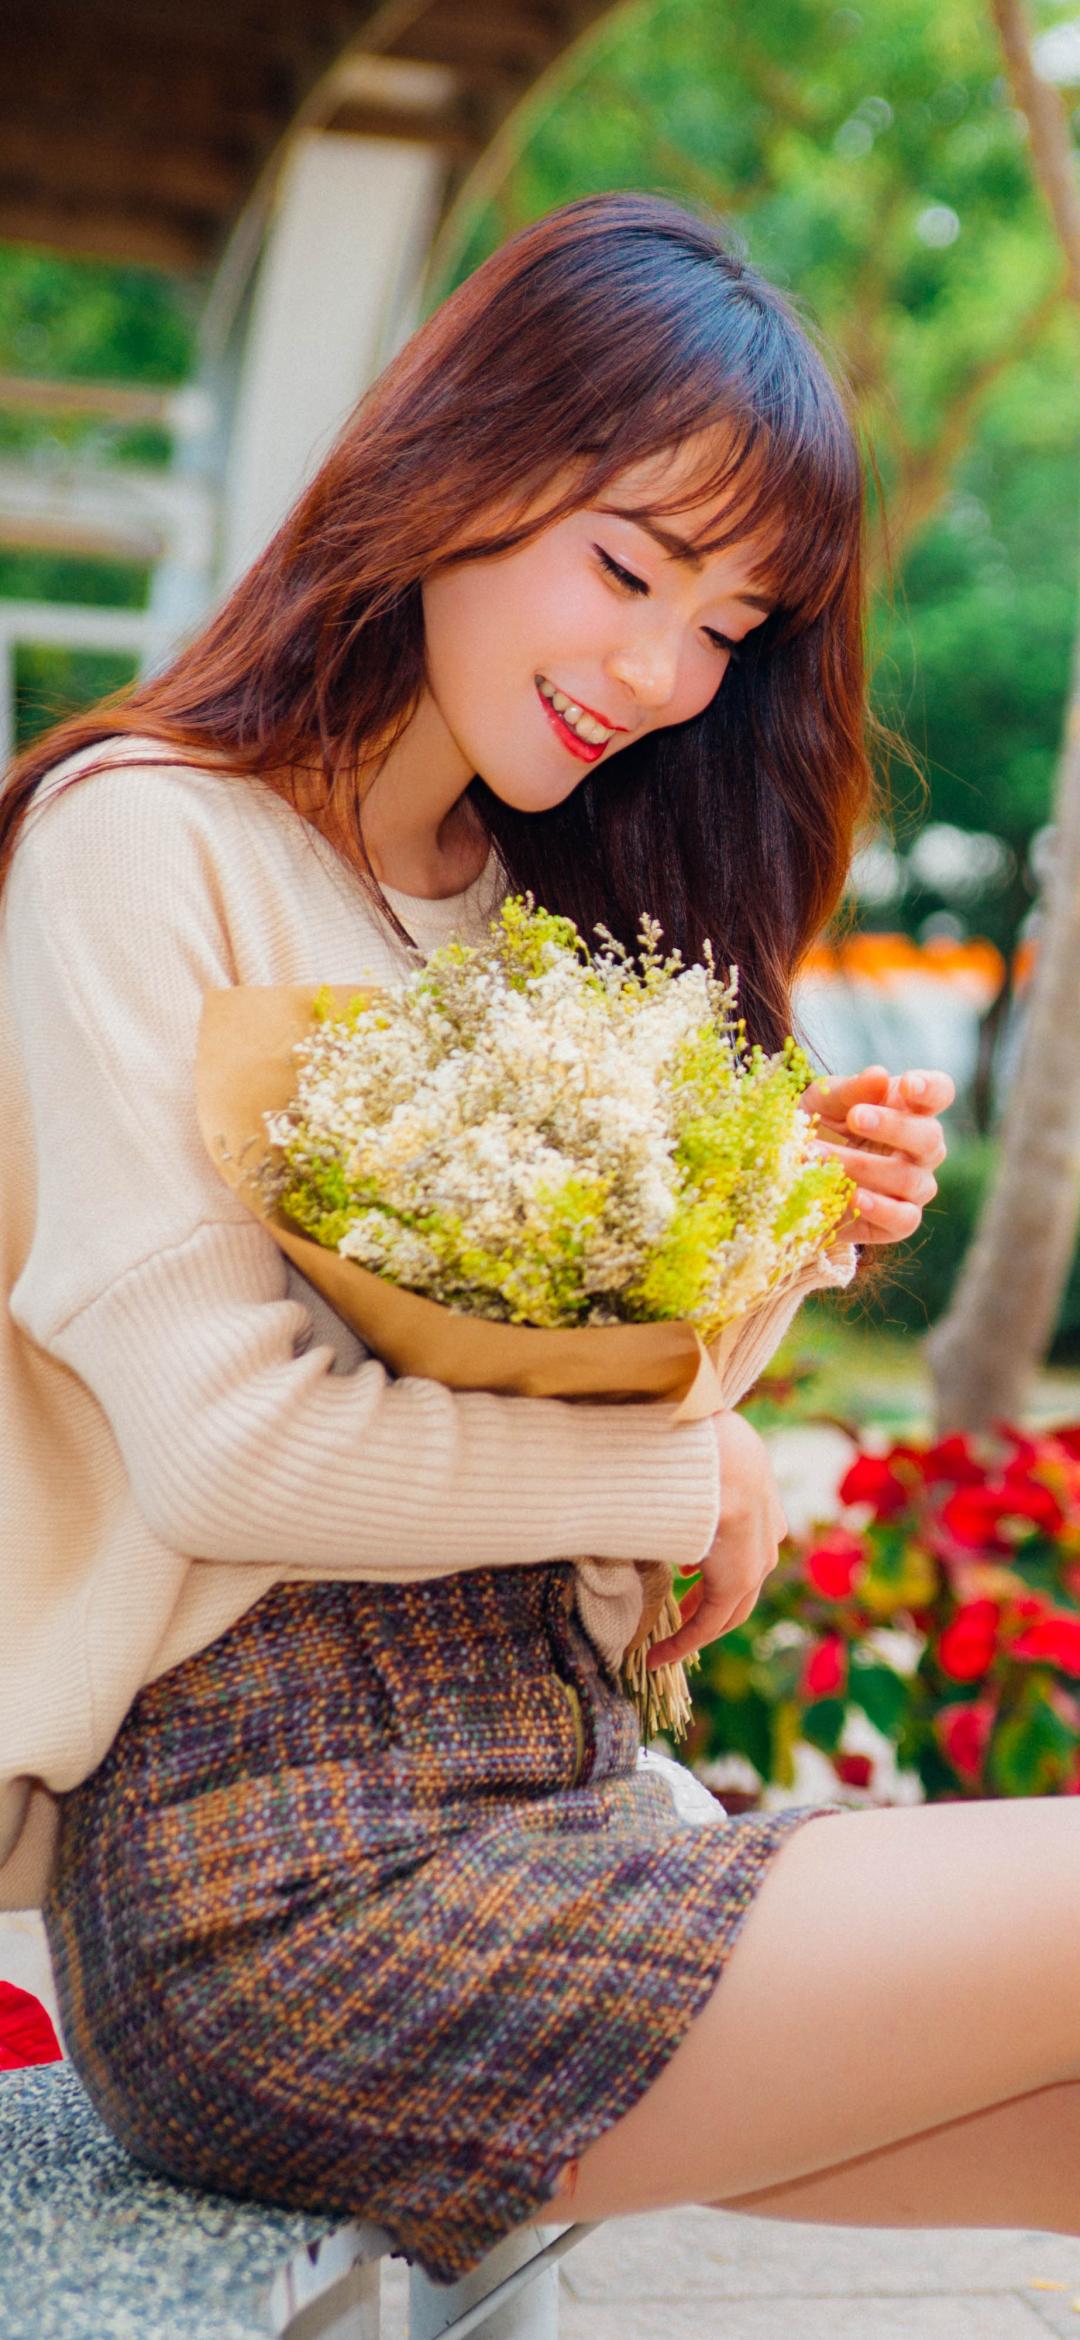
263,899,852,1333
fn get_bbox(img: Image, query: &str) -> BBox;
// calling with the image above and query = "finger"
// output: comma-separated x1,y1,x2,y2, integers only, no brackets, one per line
720,1583,770,1635
844,1102,948,1167
801,1066,890,1121
649,1562,779,1664
846,1186,925,1243
647,1594,740,1668
887,1069,956,1115
646,1577,746,1666
813,1142,938,1207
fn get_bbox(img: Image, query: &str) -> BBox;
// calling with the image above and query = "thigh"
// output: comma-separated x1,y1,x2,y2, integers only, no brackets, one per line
548,1799,1080,2220
721,2080,1080,2233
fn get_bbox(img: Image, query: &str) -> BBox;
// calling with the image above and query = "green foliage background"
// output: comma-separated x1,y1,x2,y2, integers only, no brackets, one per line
0,246,192,745
436,0,1080,954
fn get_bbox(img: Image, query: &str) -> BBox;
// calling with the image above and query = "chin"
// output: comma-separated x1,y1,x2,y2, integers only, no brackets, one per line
479,764,590,816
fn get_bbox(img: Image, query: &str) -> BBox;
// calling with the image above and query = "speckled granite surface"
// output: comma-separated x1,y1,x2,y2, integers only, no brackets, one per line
0,2062,329,2338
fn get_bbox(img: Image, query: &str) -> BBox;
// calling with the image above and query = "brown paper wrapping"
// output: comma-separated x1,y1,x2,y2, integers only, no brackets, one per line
196,984,747,1737
196,985,741,1420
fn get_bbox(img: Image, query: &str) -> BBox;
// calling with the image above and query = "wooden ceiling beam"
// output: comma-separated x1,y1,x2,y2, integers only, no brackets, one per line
2,0,367,75
0,196,210,275
0,0,613,273
2,80,284,154
0,374,176,424
389,6,570,77
0,125,251,216
322,101,483,153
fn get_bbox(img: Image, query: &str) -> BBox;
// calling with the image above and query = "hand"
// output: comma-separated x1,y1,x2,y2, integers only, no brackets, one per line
799,1064,954,1246
647,1412,787,1669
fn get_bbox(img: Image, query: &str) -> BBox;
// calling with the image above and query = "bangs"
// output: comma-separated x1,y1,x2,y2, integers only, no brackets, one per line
593,401,861,638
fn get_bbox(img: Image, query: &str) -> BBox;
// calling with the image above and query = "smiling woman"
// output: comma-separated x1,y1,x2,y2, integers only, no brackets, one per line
0,192,869,1055
0,195,965,2289
361,443,780,888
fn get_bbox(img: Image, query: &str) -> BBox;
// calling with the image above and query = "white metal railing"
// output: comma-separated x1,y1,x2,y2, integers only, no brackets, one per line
0,432,219,764
0,600,166,766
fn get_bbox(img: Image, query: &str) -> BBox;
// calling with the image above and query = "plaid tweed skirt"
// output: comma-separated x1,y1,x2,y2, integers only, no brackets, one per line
44,1566,815,2282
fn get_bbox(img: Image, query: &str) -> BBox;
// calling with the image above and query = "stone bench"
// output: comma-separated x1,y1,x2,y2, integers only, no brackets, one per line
0,2063,590,2340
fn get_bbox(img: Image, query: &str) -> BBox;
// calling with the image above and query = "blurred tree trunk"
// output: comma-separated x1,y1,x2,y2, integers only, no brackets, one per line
927,0,1080,1430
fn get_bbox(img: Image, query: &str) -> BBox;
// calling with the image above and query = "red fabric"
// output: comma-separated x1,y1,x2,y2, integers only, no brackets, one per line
0,1979,62,2069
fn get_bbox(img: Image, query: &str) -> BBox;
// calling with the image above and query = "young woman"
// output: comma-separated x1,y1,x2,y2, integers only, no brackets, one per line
6,192,1055,2285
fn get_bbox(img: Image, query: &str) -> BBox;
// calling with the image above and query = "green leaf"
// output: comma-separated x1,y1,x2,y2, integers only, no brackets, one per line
989,1691,1077,1796
850,1662,910,1738
916,1741,963,1801
700,1691,773,1781
801,1697,847,1755
703,1646,754,1702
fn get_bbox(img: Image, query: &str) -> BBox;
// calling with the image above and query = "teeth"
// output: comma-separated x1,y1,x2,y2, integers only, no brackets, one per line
537,675,614,746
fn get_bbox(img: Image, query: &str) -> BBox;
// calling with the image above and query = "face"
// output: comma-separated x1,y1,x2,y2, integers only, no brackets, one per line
420,446,775,814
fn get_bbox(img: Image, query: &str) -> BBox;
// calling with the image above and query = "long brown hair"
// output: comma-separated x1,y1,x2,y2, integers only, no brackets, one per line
0,193,871,1050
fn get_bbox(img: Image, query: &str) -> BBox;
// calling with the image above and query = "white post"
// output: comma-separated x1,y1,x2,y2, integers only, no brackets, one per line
0,632,13,769
409,2231,560,2340
220,131,445,588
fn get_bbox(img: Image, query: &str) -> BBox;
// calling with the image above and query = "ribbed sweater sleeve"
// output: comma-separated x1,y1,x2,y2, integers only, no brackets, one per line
52,1223,718,1574
8,767,720,1578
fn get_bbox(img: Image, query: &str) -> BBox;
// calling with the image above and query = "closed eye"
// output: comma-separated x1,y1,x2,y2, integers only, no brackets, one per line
594,544,649,596
704,630,741,659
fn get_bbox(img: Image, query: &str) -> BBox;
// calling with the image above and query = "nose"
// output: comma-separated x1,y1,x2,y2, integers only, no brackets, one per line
606,630,681,712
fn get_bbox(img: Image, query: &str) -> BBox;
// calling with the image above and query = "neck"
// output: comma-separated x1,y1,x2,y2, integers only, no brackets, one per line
305,690,489,901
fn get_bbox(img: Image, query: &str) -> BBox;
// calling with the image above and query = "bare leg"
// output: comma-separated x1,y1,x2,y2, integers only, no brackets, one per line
545,1801,1080,2224
720,2082,1080,2232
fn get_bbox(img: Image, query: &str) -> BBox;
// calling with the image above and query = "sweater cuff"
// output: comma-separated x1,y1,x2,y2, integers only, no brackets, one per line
717,1244,858,1412
493,1399,721,1574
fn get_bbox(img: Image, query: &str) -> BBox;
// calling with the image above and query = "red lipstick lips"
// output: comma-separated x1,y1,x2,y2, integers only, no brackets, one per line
535,679,626,765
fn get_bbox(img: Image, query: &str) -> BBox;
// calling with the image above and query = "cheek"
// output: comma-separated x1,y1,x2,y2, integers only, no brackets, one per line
668,648,729,727
422,567,557,746
422,571,500,705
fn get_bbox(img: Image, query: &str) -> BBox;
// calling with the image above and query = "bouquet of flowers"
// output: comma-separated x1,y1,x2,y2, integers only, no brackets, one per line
198,900,854,1735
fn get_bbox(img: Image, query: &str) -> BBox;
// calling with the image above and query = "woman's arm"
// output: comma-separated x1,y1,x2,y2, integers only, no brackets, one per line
646,1065,954,1668
7,770,720,1581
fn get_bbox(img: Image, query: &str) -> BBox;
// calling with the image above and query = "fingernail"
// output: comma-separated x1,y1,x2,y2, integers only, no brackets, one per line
907,1074,927,1097
852,1105,879,1133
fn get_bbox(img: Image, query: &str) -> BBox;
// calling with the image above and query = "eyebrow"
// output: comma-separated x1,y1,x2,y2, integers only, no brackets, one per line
597,507,775,611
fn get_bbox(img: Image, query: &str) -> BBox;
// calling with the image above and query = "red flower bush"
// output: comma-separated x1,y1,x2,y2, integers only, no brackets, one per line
838,1453,909,1515
920,1436,984,1486
804,1527,864,1599
936,1701,995,1786
941,1477,1064,1549
802,1634,847,1699
1011,1612,1080,1674
937,1600,1000,1683
691,1423,1080,1803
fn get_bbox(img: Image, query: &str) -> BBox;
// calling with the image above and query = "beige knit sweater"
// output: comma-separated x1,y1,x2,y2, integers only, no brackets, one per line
0,740,852,1907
